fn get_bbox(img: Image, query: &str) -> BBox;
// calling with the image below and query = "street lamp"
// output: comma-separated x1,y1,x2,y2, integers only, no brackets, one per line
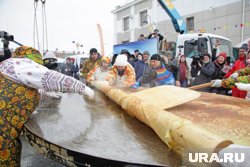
72,41,83,54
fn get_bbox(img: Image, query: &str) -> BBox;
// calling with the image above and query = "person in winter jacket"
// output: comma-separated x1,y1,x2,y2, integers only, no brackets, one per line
132,54,175,88
81,48,102,81
61,57,78,77
176,55,189,87
134,53,148,81
0,46,94,166
105,54,136,87
224,47,247,98
86,56,110,84
210,52,228,95
42,51,60,72
193,53,215,91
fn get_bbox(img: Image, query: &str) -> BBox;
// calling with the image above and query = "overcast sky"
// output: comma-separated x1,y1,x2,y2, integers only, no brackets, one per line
0,0,125,55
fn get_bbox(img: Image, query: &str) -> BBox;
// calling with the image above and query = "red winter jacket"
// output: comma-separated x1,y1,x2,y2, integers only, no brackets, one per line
225,56,247,98
225,60,246,78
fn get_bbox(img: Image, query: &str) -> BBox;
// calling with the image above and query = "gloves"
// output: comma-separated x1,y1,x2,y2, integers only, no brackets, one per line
131,82,140,89
218,144,250,167
235,83,250,91
83,86,95,99
230,72,239,79
211,79,222,87
44,91,62,99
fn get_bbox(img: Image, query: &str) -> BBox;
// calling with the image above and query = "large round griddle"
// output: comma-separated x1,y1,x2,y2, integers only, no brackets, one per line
24,91,181,167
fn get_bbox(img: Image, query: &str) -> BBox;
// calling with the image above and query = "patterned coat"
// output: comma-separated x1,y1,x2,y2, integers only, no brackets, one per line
105,64,136,87
0,58,90,166
86,65,109,83
81,55,102,79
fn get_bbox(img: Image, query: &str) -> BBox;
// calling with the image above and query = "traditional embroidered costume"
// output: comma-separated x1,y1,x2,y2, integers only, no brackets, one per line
0,46,93,166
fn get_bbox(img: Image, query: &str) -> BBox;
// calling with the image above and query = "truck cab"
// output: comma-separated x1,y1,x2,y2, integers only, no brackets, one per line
175,33,234,67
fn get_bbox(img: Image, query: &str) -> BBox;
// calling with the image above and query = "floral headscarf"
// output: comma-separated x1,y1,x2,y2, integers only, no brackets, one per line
101,56,110,64
13,46,43,65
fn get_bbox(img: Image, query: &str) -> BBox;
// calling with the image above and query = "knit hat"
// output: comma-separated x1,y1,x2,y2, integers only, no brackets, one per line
89,48,98,54
114,54,128,66
120,49,130,56
43,51,57,60
143,51,150,56
218,52,227,60
150,54,161,61
13,46,43,65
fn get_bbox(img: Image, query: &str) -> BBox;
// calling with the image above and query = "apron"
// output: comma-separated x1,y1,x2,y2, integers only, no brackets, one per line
0,73,40,166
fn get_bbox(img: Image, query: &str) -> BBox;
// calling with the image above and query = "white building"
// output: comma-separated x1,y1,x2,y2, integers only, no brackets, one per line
112,0,250,46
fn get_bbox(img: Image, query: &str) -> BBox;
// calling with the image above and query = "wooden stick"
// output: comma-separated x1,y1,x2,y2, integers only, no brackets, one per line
97,24,105,56
189,82,212,90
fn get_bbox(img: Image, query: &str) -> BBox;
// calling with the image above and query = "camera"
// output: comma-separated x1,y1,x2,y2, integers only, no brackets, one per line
192,53,203,64
0,31,14,41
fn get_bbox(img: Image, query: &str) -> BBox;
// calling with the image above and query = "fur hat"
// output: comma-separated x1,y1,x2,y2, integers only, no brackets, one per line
114,54,128,66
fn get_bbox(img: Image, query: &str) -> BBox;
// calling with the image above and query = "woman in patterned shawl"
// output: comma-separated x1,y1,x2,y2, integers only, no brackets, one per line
0,46,94,166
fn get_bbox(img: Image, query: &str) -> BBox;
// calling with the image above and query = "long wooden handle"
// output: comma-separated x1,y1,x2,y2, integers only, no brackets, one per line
189,82,212,90
97,24,104,56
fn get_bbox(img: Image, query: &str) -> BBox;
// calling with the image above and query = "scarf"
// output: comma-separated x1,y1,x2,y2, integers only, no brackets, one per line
179,62,187,81
13,46,43,65
156,67,174,85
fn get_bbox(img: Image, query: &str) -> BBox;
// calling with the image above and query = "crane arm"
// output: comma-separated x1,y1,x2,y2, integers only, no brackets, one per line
157,0,187,34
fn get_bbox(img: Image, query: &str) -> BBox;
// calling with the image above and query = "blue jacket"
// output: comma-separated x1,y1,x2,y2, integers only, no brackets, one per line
134,60,147,81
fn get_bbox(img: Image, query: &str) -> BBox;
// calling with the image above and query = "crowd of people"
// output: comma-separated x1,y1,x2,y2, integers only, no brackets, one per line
74,39,250,100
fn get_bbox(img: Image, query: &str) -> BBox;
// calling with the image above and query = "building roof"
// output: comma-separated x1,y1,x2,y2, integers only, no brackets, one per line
111,0,144,14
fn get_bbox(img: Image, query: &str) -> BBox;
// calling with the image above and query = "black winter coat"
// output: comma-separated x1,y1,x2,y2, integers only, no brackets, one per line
193,61,215,85
212,61,226,80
